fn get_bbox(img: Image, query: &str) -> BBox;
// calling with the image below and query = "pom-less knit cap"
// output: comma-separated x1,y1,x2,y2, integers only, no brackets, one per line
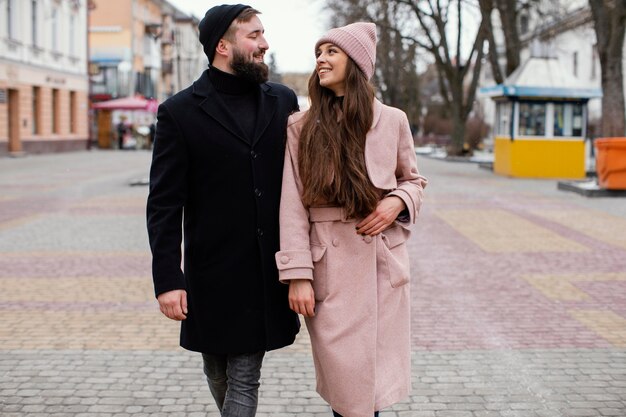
315,22,377,80
198,4,250,64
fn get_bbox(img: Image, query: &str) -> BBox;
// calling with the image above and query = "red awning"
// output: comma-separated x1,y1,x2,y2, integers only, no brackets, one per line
92,95,158,113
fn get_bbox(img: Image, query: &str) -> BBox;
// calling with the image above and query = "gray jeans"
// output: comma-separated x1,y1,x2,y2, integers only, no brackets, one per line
202,351,265,417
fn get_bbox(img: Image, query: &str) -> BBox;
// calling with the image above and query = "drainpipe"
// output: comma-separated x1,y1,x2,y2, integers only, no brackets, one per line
130,0,136,96
87,0,92,149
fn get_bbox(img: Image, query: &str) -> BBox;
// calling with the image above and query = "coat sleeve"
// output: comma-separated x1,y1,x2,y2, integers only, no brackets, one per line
274,120,314,282
146,103,188,297
386,112,428,224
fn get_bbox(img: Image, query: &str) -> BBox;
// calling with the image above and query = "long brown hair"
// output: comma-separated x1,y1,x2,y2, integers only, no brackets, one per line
298,58,379,219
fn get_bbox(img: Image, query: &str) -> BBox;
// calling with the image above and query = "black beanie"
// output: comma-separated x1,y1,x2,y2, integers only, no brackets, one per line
198,4,250,64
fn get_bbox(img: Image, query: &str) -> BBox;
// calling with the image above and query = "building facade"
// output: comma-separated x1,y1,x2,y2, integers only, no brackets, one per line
89,0,162,101
89,0,203,103
0,0,89,155
169,12,205,95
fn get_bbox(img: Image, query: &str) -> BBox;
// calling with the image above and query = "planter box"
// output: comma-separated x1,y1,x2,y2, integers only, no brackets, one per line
595,138,626,190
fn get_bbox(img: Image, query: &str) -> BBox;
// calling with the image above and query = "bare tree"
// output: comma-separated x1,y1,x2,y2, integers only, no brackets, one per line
394,0,488,155
589,0,626,137
325,0,422,131
325,0,488,154
494,0,522,76
267,52,282,84
480,0,505,84
480,0,543,85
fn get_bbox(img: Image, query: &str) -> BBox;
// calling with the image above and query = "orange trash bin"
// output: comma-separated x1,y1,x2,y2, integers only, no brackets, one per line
595,137,626,190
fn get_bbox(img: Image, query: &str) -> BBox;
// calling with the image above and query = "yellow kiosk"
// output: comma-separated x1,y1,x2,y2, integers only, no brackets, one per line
481,56,601,179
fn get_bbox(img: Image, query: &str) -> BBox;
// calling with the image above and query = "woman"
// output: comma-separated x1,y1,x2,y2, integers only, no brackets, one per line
275,22,427,417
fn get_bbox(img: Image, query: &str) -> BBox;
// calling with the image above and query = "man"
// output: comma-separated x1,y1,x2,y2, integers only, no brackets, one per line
146,5,300,416
116,116,127,149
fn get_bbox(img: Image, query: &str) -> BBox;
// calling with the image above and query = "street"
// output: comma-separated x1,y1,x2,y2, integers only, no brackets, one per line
1,150,625,416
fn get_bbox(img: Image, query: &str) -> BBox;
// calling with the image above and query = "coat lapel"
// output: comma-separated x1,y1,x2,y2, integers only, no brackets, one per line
193,71,250,145
251,83,278,146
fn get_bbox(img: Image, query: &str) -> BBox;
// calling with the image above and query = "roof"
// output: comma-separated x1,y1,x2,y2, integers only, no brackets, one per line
480,56,602,99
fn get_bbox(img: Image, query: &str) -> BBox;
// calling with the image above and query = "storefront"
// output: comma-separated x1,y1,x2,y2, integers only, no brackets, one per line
0,64,89,156
481,57,601,179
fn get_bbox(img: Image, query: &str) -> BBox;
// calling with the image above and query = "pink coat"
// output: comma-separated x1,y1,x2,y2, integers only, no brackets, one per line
276,99,426,417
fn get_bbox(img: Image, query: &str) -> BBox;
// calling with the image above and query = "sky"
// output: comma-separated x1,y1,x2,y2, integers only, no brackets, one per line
167,0,329,73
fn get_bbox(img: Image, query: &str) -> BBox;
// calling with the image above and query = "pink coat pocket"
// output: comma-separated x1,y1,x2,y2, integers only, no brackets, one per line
379,225,411,288
311,244,328,301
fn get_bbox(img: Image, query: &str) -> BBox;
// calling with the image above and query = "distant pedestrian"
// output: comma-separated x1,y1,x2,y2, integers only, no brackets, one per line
116,117,127,149
148,122,155,148
146,4,300,416
275,22,427,417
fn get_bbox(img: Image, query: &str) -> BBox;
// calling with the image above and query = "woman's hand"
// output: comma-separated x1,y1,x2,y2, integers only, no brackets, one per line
288,279,316,317
356,196,406,236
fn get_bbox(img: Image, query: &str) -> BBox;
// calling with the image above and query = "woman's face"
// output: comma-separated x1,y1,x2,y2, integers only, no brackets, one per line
316,43,348,96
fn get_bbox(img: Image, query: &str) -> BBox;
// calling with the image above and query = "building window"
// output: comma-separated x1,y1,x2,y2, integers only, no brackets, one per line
520,14,529,36
69,91,77,133
573,52,578,77
91,65,121,97
519,102,546,136
51,8,58,52
69,15,76,56
31,0,38,46
52,89,60,134
7,0,14,39
32,87,41,134
591,45,597,80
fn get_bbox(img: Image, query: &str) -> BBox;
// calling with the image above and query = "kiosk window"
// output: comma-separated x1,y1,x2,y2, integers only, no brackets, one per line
496,102,511,136
572,104,583,136
519,103,545,136
554,103,583,137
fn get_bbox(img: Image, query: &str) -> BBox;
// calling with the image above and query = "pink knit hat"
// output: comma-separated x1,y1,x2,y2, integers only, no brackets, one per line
315,22,377,80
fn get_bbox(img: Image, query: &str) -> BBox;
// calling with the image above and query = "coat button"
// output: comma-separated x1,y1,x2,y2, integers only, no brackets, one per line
363,235,373,243
257,228,264,237
280,255,290,264
250,150,258,159
254,188,263,197
332,238,339,247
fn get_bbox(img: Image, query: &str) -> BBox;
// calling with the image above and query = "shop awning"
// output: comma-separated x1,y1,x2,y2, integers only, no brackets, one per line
92,95,158,112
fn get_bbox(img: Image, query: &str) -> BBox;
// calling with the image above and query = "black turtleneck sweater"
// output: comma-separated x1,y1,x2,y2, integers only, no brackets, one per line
209,67,258,142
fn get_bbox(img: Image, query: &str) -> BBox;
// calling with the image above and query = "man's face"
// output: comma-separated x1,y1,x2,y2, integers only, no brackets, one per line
229,15,269,83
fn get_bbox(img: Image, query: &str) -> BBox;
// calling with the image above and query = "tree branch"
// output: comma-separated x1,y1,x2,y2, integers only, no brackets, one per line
463,37,486,119
456,0,462,70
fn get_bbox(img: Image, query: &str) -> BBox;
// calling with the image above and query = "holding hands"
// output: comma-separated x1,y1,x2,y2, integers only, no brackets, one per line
287,196,406,318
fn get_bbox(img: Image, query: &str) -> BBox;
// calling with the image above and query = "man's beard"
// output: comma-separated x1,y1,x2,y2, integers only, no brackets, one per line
231,48,269,84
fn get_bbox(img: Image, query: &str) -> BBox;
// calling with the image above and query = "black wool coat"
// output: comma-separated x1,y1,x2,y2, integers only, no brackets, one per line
147,70,300,354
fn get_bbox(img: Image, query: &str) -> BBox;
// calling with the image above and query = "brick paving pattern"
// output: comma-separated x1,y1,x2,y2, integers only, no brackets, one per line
1,150,625,416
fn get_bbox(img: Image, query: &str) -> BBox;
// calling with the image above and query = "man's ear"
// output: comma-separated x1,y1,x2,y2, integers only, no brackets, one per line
215,39,230,59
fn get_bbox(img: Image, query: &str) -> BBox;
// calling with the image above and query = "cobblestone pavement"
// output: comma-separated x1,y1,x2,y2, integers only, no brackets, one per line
1,150,625,417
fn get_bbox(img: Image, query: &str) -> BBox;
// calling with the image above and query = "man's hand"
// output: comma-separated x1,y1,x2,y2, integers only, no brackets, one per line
356,196,406,236
157,289,188,321
288,279,315,317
